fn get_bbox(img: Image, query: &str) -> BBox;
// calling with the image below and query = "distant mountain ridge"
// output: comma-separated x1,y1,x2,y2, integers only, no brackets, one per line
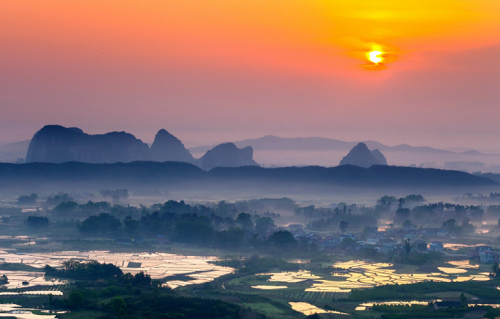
189,135,496,156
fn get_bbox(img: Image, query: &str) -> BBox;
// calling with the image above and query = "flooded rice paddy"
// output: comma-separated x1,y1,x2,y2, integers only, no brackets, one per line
446,260,480,269
258,261,491,293
0,250,233,289
289,302,349,316
251,285,288,290
0,304,56,319
0,270,66,290
442,243,475,250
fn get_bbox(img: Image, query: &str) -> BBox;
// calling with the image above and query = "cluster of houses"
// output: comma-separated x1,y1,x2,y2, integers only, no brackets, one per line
469,246,500,263
286,224,446,255
288,223,500,264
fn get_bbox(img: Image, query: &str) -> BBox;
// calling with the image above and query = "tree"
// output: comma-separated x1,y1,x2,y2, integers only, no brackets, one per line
416,242,428,252
403,239,412,256
461,217,475,233
236,213,253,230
0,275,8,285
215,227,244,249
339,221,348,233
52,201,79,215
442,219,456,231
398,198,405,209
17,193,38,205
255,216,275,234
394,208,410,224
339,237,355,249
46,193,73,206
404,194,426,203
268,231,297,250
110,296,126,313
25,216,49,228
492,262,499,276
123,216,140,235
69,292,84,308
460,292,467,307
174,214,214,244
78,213,122,235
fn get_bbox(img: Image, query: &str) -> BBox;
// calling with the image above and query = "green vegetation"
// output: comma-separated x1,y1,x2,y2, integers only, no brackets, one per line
347,280,500,301
44,260,123,280
25,215,49,228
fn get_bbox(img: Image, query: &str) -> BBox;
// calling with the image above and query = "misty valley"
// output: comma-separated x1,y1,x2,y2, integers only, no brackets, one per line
1,125,500,319
0,190,499,319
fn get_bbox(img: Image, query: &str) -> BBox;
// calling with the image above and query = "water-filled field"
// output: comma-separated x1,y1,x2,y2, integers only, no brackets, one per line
0,304,57,319
257,260,492,293
289,302,350,316
0,250,233,289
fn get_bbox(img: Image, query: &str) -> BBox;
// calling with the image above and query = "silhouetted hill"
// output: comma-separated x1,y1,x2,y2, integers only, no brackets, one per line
209,165,497,187
24,126,260,170
339,143,386,168
26,125,150,163
195,143,258,170
150,129,195,163
480,173,500,184
371,149,387,165
0,162,495,189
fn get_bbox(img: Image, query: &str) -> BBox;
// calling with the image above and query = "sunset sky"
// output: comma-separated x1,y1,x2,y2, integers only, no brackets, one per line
1,1,500,150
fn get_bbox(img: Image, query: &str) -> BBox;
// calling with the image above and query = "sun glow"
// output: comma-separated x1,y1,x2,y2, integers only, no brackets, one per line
368,48,384,64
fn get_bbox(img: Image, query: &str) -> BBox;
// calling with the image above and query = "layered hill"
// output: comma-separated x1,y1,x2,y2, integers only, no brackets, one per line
26,125,151,163
25,126,258,170
195,143,257,170
189,135,500,169
0,161,496,190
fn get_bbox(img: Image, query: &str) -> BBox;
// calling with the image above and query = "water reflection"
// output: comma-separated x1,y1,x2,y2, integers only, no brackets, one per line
256,261,491,292
0,251,234,290
289,302,350,316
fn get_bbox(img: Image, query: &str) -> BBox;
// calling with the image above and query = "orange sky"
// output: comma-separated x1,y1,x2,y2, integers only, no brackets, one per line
1,0,500,149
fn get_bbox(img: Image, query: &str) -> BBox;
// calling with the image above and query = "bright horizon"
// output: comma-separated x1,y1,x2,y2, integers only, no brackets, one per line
1,1,500,151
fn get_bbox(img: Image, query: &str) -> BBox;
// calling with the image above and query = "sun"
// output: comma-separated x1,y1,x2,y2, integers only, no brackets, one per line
368,50,383,64
366,44,385,65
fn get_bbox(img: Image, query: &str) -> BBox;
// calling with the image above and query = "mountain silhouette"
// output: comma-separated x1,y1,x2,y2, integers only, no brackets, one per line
26,125,150,163
196,143,257,170
150,129,195,163
339,143,387,168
